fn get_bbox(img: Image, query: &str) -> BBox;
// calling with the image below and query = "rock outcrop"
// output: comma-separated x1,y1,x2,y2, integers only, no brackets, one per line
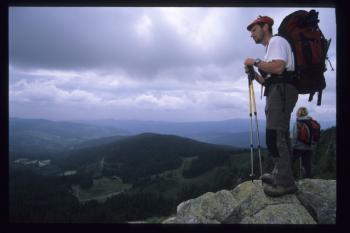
296,179,336,224
163,179,335,224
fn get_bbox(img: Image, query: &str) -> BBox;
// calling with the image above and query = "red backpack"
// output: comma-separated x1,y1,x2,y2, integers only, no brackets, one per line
297,118,321,145
278,10,332,105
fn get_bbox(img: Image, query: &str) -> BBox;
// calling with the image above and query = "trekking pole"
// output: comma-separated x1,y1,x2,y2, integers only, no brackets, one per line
247,66,255,182
249,77,263,178
299,157,303,179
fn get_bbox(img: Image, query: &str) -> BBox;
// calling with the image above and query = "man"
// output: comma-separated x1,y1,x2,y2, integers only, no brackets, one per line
244,16,298,197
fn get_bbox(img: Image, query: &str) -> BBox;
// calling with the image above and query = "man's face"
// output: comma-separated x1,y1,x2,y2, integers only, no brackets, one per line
250,24,264,44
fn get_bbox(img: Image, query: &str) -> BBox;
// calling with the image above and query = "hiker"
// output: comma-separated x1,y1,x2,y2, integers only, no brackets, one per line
244,15,298,197
291,107,319,178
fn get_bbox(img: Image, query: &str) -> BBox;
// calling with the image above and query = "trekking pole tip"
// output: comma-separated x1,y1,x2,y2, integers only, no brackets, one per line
249,174,255,182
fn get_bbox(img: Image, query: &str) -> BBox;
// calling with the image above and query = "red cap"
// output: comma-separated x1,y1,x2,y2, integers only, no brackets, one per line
247,16,274,31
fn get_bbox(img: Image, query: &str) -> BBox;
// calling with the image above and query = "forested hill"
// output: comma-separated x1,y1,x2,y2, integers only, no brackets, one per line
312,126,336,179
56,133,243,182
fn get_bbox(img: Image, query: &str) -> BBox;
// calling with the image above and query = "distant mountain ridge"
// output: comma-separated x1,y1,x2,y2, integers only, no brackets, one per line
9,117,125,153
74,118,335,148
75,118,335,134
70,135,129,150
75,118,266,135
9,117,335,153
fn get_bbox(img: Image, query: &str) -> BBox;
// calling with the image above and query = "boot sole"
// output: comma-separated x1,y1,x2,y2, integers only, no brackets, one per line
263,185,298,197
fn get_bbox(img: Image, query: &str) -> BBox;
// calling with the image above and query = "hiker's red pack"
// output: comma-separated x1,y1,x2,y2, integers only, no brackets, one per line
297,118,321,145
278,10,332,105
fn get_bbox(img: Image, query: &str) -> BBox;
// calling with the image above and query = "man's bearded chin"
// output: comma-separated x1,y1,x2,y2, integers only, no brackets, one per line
254,37,262,44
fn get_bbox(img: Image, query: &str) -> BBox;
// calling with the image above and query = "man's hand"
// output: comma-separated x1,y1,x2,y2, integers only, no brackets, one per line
244,58,256,80
246,66,256,81
243,58,266,85
244,58,255,67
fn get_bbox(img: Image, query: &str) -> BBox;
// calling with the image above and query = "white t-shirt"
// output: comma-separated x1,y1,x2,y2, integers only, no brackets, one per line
264,36,295,72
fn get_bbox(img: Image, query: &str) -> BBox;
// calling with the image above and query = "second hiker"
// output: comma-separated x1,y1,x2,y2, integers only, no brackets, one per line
244,15,298,197
291,107,320,179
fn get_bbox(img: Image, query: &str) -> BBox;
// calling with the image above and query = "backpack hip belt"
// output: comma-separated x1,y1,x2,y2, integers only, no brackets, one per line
263,71,296,96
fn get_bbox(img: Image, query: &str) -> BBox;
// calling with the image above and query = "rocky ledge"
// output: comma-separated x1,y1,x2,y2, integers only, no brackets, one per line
163,179,336,224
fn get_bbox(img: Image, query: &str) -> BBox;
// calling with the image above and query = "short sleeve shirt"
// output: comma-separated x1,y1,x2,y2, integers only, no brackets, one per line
264,36,295,71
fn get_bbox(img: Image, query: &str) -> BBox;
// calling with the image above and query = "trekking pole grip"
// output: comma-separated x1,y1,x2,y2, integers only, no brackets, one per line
247,65,256,82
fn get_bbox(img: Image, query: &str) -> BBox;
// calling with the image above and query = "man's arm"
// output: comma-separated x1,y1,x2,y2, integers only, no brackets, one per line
244,58,286,75
256,60,286,75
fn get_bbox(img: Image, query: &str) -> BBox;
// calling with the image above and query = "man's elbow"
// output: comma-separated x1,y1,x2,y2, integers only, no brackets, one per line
271,60,286,75
274,64,286,75
274,61,286,75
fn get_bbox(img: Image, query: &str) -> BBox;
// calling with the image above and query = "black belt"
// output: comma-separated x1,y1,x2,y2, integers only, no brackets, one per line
264,73,296,86
263,72,296,96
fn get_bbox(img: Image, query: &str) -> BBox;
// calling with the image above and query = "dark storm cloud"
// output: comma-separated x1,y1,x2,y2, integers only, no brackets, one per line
9,7,204,78
9,7,335,78
9,7,337,122
10,8,143,70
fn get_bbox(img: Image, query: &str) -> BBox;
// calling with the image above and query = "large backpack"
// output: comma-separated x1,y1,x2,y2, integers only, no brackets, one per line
297,118,321,145
278,10,332,105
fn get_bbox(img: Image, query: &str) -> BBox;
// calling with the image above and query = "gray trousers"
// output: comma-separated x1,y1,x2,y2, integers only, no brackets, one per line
265,83,298,187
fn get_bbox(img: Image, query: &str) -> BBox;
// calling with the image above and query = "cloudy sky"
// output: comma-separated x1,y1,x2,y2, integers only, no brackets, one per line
9,7,336,122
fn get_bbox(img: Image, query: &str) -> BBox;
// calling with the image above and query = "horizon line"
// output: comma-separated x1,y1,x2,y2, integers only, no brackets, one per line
9,116,337,124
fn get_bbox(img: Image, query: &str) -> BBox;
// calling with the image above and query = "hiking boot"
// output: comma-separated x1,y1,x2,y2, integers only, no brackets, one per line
260,173,274,185
263,183,298,197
